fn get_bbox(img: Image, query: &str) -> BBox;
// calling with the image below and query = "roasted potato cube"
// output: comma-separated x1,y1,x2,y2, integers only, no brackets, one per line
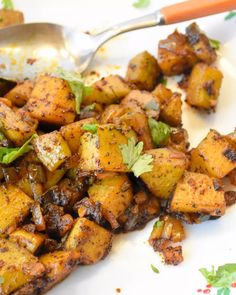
26,75,76,125
39,250,80,293
84,75,134,105
60,118,97,154
160,92,182,127
186,63,223,110
0,185,33,236
167,127,189,153
0,102,38,146
190,129,236,178
33,131,71,172
186,23,217,64
88,174,133,219
79,124,136,172
158,30,197,76
141,148,188,199
9,228,45,254
126,51,161,91
44,169,66,190
0,9,24,29
170,171,226,216
5,80,34,107
152,84,173,105
121,90,160,120
65,217,112,264
0,238,45,295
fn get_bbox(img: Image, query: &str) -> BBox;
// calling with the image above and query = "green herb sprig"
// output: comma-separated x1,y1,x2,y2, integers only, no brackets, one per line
133,0,150,9
2,0,14,10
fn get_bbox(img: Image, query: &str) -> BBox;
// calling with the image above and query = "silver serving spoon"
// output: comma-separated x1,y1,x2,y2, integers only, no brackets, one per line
0,0,235,81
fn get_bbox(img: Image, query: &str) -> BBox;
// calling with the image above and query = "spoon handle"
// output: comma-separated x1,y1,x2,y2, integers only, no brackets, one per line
94,0,236,47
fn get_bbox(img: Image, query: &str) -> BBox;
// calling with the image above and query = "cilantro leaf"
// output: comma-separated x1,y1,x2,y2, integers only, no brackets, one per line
199,264,236,292
209,39,221,50
0,276,4,284
1,0,14,9
151,264,160,274
154,220,164,228
57,68,90,114
82,124,98,134
119,137,153,177
0,134,37,164
148,118,171,147
82,103,96,112
160,77,167,86
225,11,236,20
133,0,150,9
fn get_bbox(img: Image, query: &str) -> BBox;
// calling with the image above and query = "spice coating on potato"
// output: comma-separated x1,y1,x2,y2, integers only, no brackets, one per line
33,131,72,172
0,9,24,29
0,185,33,236
170,171,226,216
141,148,188,199
186,63,223,110
26,75,76,125
190,129,236,178
158,30,197,76
0,238,45,295
5,80,34,107
126,51,161,91
65,217,113,264
84,75,134,105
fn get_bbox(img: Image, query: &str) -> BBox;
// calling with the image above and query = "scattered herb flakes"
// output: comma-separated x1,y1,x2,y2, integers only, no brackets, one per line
151,264,160,274
199,264,236,294
160,77,167,86
0,134,37,164
119,137,153,177
1,0,14,10
57,68,91,114
209,39,221,50
82,124,98,134
133,0,151,9
225,11,236,21
148,118,171,147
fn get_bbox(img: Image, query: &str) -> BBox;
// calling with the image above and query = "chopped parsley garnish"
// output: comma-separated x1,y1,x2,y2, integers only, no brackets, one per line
57,68,92,114
0,134,37,164
209,39,221,50
133,0,150,9
119,137,153,177
151,264,160,274
148,118,171,147
82,124,98,134
225,11,236,21
1,0,14,9
199,264,236,295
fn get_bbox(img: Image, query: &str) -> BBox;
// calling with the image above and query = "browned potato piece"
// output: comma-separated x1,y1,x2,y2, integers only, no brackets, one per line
160,92,182,127
26,75,76,125
152,84,173,105
33,131,72,172
186,23,217,64
158,30,197,76
44,169,66,190
39,251,80,293
5,80,34,107
84,75,134,105
170,171,226,216
190,129,236,178
141,148,188,199
121,90,160,120
0,239,45,295
65,217,113,264
0,101,38,146
167,128,189,153
126,51,161,91
0,185,33,236
88,174,133,220
100,104,128,124
186,63,223,110
60,118,97,154
0,97,12,107
9,228,45,254
79,124,137,172
0,9,24,29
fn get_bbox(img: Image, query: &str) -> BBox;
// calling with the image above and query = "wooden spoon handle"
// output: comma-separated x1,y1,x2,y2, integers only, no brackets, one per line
161,0,236,25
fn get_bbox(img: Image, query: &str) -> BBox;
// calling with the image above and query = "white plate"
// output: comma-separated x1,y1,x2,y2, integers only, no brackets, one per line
14,0,236,294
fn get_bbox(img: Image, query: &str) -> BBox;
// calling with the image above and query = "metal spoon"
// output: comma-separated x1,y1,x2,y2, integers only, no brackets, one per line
0,0,235,81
